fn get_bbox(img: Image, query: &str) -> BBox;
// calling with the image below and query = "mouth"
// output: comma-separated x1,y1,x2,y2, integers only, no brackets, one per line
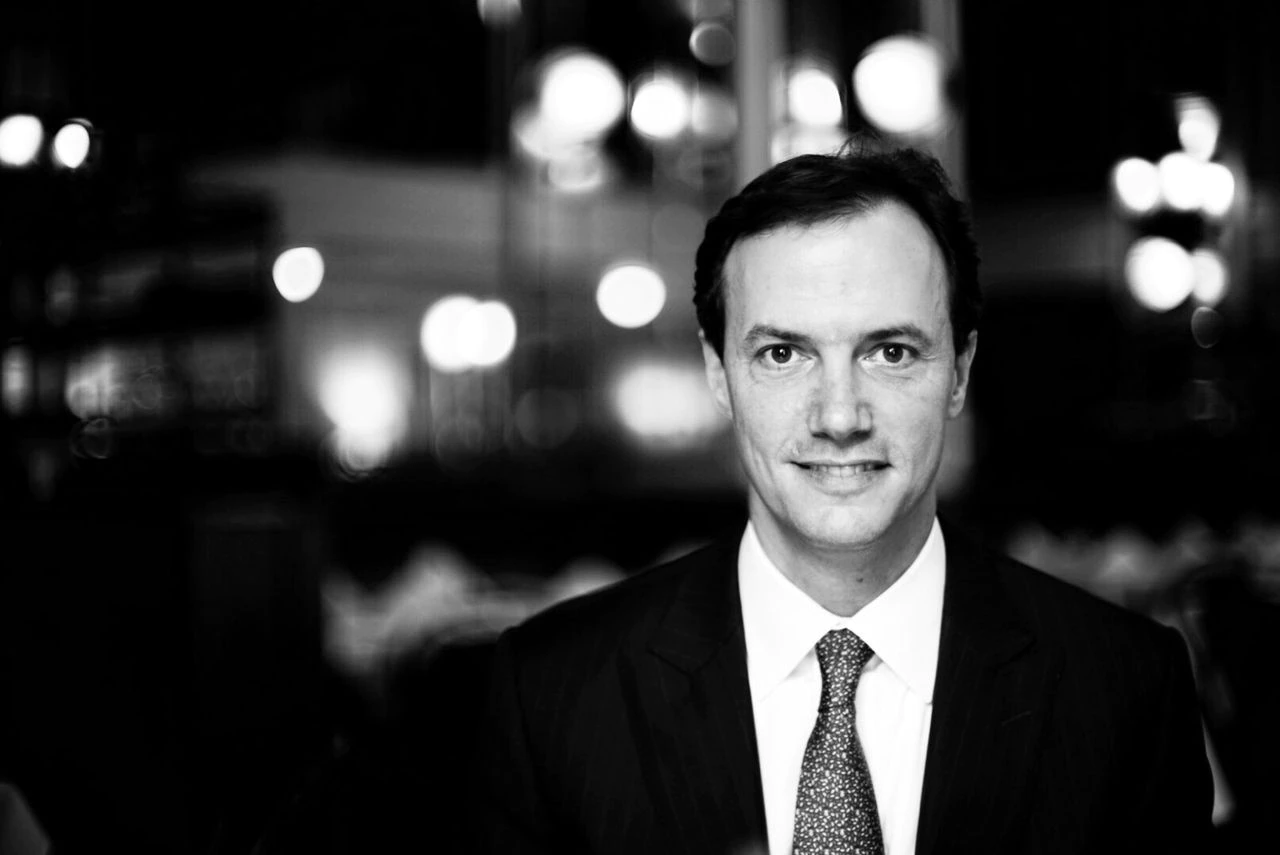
795,461,889,476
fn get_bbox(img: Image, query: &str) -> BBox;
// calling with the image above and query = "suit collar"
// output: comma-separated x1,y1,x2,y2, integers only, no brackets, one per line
634,521,1059,855
647,533,744,674
632,531,770,854
915,519,1061,855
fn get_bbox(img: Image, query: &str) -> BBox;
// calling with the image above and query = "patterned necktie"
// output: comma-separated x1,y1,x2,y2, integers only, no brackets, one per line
791,628,885,855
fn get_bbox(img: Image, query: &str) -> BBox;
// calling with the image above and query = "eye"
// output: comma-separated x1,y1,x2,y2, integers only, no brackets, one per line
765,344,793,365
869,342,918,367
882,344,907,364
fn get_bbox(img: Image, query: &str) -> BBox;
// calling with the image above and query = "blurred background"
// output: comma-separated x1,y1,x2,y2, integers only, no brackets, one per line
1,0,1278,852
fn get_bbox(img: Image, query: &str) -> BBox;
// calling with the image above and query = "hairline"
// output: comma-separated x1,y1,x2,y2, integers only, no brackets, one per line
714,200,961,355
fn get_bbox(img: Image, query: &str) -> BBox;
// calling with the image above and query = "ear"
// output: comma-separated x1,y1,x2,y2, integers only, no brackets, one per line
700,331,734,420
947,331,978,419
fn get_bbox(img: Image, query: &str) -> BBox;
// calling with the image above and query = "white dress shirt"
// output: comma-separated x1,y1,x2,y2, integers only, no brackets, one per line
738,518,947,855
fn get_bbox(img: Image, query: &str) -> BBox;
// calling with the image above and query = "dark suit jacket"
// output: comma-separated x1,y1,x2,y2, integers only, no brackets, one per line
472,522,1214,854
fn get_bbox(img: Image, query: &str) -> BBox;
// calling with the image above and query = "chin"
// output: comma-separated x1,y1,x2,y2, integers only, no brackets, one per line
792,509,892,553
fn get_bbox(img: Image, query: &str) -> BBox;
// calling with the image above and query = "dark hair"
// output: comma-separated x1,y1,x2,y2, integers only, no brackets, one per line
693,141,981,359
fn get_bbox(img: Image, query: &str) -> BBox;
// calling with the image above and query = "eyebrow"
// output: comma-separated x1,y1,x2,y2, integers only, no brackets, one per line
742,322,937,349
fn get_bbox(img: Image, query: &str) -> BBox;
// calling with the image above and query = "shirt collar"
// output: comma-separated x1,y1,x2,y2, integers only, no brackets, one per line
737,518,946,705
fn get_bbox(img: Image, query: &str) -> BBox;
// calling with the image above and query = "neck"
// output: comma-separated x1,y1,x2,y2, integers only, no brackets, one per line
751,501,936,617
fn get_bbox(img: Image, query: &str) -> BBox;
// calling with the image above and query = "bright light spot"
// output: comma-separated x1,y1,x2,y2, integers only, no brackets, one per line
1191,248,1229,305
630,71,693,141
690,84,738,144
457,300,517,368
537,50,625,142
853,35,947,137
273,247,325,302
613,361,724,447
1158,152,1205,211
1201,162,1235,217
64,347,122,420
52,121,91,169
1112,157,1161,215
1175,95,1220,161
597,263,667,329
421,295,480,373
318,349,404,438
771,123,846,163
689,21,736,66
421,295,517,371
1191,306,1224,349
330,428,394,476
0,114,43,167
547,146,610,193
511,105,560,161
787,64,843,127
1125,237,1195,312
477,0,521,26
2,346,32,415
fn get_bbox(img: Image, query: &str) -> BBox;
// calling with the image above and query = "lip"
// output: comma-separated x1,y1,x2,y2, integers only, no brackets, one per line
795,461,888,475
793,460,889,492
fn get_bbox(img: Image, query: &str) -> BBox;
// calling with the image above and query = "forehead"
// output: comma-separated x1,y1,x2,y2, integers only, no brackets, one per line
722,202,949,335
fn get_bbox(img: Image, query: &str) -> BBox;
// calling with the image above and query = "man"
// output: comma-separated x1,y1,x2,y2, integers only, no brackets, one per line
472,145,1213,854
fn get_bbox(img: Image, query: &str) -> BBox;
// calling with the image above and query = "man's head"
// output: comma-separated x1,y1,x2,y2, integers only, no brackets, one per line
695,144,981,573
694,144,980,362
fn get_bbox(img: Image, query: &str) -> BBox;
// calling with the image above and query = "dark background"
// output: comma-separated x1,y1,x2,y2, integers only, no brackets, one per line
2,1,1278,852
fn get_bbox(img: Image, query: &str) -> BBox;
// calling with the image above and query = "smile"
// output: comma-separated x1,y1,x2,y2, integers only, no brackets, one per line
797,462,888,475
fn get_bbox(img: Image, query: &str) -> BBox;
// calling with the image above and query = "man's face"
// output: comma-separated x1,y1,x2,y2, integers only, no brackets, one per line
702,202,976,563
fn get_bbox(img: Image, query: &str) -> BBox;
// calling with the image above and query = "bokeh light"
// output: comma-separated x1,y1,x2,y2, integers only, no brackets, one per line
1112,157,1161,215
318,349,405,438
1201,162,1235,218
273,247,325,302
852,35,946,136
630,71,693,141
457,299,518,368
1191,306,1224,349
1190,248,1229,305
0,114,44,167
596,263,667,329
421,295,517,371
689,21,736,66
537,50,626,143
421,295,480,373
787,64,843,127
690,84,738,144
1124,237,1195,312
52,121,91,169
477,0,521,27
546,146,610,193
1157,152,1204,211
2,345,33,415
329,428,394,477
510,104,562,161
613,360,724,446
1175,95,1220,161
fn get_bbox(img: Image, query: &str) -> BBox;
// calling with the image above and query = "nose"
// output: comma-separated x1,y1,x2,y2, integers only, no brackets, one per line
807,361,871,441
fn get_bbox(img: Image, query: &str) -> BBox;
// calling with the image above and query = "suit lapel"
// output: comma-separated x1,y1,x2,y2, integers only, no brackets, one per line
624,535,769,855
915,524,1063,855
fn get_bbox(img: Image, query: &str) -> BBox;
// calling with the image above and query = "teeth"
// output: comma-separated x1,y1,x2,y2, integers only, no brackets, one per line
810,463,877,475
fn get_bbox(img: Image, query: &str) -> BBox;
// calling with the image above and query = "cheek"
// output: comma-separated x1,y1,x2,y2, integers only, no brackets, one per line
731,387,799,454
880,386,952,451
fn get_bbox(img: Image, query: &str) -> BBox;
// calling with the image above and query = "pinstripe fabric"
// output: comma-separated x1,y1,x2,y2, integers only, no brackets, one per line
471,520,1214,855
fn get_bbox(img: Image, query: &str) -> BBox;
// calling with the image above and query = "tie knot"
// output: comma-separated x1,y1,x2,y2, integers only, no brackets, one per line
815,629,875,707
